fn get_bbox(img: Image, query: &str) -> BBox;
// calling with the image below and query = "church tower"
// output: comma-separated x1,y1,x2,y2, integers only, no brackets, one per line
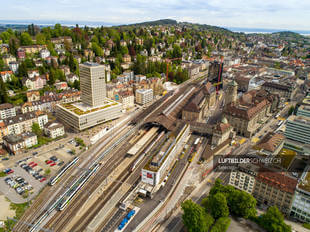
225,80,238,105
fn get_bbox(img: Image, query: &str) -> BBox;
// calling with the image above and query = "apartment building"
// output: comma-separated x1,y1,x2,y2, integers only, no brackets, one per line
3,132,38,155
228,163,259,194
0,103,16,120
44,121,65,139
253,168,297,215
136,89,153,105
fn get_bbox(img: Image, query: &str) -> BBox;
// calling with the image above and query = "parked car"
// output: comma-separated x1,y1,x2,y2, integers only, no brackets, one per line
7,169,14,174
58,161,64,166
32,152,38,156
50,156,58,162
45,160,52,164
40,177,46,182
20,163,27,168
30,163,38,168
50,162,56,167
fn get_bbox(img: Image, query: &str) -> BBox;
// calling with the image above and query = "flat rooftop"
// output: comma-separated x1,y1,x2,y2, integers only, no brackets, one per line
82,62,100,67
299,172,310,192
59,99,120,116
288,115,310,125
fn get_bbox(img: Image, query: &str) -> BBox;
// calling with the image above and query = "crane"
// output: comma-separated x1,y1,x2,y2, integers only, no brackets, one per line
166,57,182,82
216,56,224,96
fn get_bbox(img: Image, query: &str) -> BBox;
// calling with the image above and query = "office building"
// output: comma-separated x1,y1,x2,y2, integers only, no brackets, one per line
284,115,310,155
136,89,153,105
80,62,107,107
56,62,122,131
297,105,310,118
291,168,310,222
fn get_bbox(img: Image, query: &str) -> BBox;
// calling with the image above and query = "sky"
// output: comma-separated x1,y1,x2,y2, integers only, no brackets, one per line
0,0,310,30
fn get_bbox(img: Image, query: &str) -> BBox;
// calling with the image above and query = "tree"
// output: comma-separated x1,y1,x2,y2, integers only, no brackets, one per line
73,80,80,90
288,106,295,116
20,32,33,46
181,199,210,232
91,42,103,56
257,206,291,232
36,33,46,45
227,190,256,218
202,192,229,219
32,123,42,137
210,217,231,232
0,78,8,104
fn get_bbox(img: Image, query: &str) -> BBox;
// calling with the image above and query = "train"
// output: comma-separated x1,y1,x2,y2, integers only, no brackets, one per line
118,209,136,230
49,157,80,186
58,163,100,211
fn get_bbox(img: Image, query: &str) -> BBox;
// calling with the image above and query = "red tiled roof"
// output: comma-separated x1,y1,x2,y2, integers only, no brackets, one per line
256,168,297,194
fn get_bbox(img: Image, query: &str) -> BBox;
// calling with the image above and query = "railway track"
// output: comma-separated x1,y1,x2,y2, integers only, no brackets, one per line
13,126,133,232
42,134,135,231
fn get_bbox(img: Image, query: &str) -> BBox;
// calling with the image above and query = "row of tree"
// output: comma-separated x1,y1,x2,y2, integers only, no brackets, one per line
181,179,292,232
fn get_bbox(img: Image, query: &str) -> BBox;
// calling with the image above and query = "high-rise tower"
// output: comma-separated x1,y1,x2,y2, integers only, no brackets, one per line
80,62,107,107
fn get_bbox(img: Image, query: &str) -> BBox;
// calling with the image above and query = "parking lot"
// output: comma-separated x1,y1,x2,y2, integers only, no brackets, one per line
0,165,45,203
0,139,79,203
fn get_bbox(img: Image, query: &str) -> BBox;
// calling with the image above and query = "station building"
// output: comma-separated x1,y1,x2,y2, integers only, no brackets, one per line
141,123,190,186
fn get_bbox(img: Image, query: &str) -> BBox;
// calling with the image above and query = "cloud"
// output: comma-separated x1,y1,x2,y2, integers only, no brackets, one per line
0,0,309,30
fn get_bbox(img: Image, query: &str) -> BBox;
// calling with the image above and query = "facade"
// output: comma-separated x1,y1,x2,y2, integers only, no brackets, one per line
40,49,50,59
228,163,259,194
3,132,38,155
56,100,122,131
44,121,65,139
182,89,207,122
262,81,295,100
4,111,48,135
211,118,234,146
297,105,310,118
284,115,310,155
0,71,13,83
0,103,16,120
253,168,297,215
141,123,190,186
136,89,153,105
119,91,135,110
225,80,238,105
291,170,310,222
224,90,273,137
80,62,107,107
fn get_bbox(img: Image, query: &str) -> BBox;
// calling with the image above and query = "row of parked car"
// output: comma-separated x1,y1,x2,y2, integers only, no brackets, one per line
4,176,33,195
20,162,46,182
45,156,64,167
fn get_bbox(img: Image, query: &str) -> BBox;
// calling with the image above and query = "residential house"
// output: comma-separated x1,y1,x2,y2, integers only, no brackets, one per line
9,61,19,74
3,54,16,66
17,48,26,59
26,91,40,102
0,71,13,82
44,121,65,139
54,82,68,90
40,49,50,59
66,73,79,83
